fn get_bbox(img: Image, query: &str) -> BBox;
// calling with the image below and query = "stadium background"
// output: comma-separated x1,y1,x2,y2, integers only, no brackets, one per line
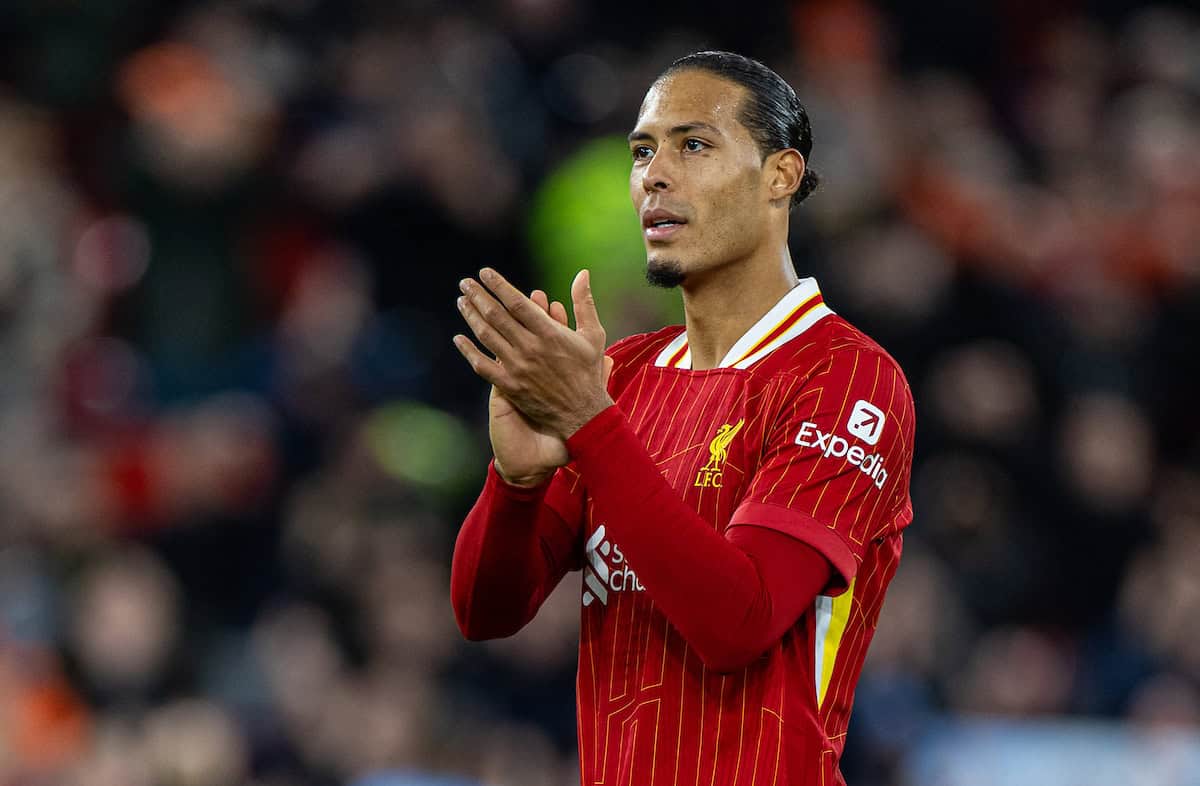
1,0,1199,784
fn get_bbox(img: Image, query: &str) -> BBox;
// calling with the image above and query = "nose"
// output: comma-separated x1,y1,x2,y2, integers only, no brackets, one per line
641,149,675,193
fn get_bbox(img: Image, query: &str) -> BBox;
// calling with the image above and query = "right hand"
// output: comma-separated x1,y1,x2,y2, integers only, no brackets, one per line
489,290,613,487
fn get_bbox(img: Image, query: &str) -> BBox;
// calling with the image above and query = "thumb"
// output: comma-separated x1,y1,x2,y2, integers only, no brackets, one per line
571,269,605,342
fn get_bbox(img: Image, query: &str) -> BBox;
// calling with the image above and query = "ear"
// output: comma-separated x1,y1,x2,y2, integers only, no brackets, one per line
765,148,805,205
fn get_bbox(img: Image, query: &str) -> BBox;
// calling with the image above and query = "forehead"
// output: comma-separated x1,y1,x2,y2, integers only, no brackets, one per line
634,70,750,136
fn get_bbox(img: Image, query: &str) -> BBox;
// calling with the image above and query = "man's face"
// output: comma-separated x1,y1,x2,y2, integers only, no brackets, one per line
628,70,770,287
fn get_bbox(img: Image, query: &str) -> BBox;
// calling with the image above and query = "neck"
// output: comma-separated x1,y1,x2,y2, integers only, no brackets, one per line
680,245,800,370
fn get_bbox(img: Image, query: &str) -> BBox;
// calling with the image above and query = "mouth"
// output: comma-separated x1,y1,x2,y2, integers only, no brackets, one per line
642,209,689,242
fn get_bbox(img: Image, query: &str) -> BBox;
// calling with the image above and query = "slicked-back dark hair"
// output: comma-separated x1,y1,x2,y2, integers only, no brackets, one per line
659,51,820,208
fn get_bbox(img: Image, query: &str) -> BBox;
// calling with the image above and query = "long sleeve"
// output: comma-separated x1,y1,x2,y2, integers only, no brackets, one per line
565,406,833,673
450,462,582,640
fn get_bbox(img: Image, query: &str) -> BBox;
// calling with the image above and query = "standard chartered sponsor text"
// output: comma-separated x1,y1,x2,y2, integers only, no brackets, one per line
582,524,645,607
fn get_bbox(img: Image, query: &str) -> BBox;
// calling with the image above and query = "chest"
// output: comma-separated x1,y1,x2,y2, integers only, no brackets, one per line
575,367,777,650
610,367,768,523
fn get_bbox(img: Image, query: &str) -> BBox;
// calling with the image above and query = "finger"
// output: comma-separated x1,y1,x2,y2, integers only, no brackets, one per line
457,295,515,361
603,355,615,387
549,300,568,326
532,290,569,327
570,269,605,344
460,277,531,348
479,268,556,334
452,334,511,388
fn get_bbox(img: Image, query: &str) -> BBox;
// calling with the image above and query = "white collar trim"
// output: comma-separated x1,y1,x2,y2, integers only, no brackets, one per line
652,278,833,370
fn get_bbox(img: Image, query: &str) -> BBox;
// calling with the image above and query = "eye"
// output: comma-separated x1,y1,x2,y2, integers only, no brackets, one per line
631,145,653,162
684,138,708,152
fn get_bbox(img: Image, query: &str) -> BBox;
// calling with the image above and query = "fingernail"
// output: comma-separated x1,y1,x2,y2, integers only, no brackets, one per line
480,268,496,283
459,279,471,293
457,296,466,310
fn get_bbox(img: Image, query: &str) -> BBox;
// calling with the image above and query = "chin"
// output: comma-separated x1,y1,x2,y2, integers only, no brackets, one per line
645,257,686,289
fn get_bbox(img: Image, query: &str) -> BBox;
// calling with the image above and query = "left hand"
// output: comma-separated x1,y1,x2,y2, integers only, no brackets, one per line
454,267,614,439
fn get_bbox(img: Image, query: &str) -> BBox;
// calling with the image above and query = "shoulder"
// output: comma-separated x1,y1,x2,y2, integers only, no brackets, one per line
755,317,916,479
763,314,910,392
818,316,911,394
755,316,914,443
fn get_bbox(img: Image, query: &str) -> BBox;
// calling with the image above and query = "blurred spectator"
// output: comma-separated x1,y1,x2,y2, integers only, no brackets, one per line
68,546,181,702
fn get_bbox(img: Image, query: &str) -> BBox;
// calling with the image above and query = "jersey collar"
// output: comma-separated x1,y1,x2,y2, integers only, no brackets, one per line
652,278,834,370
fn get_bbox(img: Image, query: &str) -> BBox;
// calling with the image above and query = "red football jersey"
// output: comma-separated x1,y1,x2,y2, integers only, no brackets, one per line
540,278,916,786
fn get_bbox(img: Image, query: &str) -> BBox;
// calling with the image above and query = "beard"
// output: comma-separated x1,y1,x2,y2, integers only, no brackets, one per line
645,258,685,289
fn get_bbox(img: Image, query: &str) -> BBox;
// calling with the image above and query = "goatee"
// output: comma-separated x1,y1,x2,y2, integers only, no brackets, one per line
646,259,685,289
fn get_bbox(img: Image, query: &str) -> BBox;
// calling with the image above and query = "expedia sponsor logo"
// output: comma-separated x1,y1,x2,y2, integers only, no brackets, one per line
795,419,889,490
846,399,885,445
582,525,645,607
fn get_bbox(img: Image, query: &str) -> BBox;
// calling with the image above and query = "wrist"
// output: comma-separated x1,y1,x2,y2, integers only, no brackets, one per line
565,404,626,458
557,396,616,440
492,459,554,489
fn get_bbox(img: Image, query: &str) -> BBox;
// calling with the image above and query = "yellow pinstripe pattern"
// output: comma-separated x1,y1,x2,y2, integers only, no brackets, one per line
731,672,748,784
574,304,913,786
625,718,639,786
670,645,689,786
846,367,898,544
808,350,859,514
830,355,882,536
824,556,882,725
642,371,686,453
625,362,652,429
708,675,728,786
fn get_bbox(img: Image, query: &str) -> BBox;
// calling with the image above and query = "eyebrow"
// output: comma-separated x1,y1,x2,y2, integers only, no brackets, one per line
627,121,723,144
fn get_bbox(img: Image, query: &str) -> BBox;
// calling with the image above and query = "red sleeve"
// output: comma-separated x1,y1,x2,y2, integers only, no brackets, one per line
730,347,915,594
449,331,659,642
450,461,583,640
566,407,832,673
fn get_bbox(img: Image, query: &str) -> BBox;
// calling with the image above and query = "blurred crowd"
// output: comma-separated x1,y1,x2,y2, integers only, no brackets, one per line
0,0,1198,785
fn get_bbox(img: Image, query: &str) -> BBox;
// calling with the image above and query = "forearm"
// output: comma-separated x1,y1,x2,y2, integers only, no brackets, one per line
566,407,830,672
450,463,572,640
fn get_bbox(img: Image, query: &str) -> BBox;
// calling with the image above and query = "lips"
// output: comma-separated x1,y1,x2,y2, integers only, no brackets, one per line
641,207,688,241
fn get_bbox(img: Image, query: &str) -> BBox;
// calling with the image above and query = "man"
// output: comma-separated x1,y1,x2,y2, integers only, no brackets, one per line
450,51,914,786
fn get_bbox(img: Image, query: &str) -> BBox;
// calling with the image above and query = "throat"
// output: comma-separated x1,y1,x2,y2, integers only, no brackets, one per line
679,266,801,370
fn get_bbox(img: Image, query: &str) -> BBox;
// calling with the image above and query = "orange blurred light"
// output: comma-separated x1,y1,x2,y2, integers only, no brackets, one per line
117,42,238,145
